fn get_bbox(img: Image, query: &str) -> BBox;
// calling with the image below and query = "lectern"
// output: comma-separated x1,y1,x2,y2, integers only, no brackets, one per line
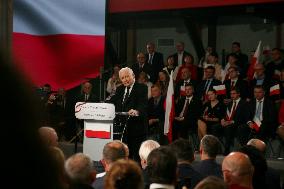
75,102,115,161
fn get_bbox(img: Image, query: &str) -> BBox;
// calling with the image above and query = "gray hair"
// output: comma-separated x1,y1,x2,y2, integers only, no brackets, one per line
119,67,135,80
65,153,93,184
139,140,160,161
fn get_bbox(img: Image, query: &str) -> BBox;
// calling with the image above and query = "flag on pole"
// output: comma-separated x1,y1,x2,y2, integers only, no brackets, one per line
247,41,262,80
213,85,226,95
270,84,280,96
164,71,175,143
13,0,106,90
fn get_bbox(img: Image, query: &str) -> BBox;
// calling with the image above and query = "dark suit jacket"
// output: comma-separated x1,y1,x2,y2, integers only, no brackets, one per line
224,78,249,99
177,163,204,189
172,51,192,67
248,98,277,136
192,159,222,178
145,52,164,83
266,166,281,189
196,79,222,100
225,99,250,125
108,82,148,137
175,96,202,130
249,77,275,99
148,96,165,122
174,79,197,100
76,93,99,103
92,175,104,189
131,62,154,83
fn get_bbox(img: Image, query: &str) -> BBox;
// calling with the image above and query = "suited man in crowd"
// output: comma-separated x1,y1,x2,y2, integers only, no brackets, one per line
239,85,277,145
132,52,154,83
76,81,98,102
108,67,148,161
174,84,202,140
172,41,192,67
145,42,164,83
196,66,222,102
221,88,250,155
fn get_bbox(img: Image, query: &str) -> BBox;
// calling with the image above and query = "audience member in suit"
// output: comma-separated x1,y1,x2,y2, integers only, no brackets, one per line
145,42,164,83
138,140,160,189
175,67,197,101
265,48,284,80
239,85,277,145
147,146,177,189
205,52,223,81
132,52,154,83
172,41,192,67
65,153,96,189
223,66,249,105
107,67,148,161
170,139,204,189
1,50,66,188
105,159,144,189
148,85,166,143
175,54,198,82
174,84,202,140
194,176,228,189
193,135,223,178
76,81,99,103
196,66,222,102
221,88,250,155
249,63,275,99
247,139,281,189
230,42,249,77
91,141,127,189
222,152,254,189
237,145,268,189
197,89,225,140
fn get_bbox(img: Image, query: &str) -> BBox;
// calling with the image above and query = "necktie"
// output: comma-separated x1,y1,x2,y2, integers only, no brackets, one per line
255,100,262,120
149,54,153,64
229,100,237,120
231,81,235,89
85,94,88,101
180,98,189,117
123,87,130,104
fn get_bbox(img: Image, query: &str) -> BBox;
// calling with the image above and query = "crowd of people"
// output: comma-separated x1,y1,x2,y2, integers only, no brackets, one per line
3,36,284,189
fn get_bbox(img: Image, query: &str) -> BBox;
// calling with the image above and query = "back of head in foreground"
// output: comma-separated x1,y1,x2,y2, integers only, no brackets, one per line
222,152,254,188
104,159,143,189
147,146,177,185
0,50,65,188
194,176,228,189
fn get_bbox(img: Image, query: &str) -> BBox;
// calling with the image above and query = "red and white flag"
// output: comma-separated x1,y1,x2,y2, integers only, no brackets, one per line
213,85,226,95
85,124,111,139
13,0,105,90
247,41,262,80
164,71,175,143
252,118,261,132
270,84,280,96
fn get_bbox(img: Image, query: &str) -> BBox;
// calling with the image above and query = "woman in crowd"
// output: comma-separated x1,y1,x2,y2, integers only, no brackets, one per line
155,70,170,97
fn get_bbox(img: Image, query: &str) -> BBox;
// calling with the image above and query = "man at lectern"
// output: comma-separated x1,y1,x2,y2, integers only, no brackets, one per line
107,67,148,161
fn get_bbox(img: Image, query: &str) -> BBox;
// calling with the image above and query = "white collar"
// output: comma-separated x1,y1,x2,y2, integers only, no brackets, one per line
150,183,175,189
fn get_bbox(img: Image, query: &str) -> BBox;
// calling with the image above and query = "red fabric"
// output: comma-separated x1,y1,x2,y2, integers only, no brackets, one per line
176,64,198,83
13,33,104,90
85,130,111,139
279,100,284,123
109,0,282,13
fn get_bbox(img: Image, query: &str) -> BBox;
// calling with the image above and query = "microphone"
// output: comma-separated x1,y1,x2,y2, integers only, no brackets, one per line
115,112,129,116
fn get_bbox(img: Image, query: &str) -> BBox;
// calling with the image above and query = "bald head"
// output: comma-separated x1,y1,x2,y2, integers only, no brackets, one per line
222,152,254,186
247,139,266,153
38,127,58,147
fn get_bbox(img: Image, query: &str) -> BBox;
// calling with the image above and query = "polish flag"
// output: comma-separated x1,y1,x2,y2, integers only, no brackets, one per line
164,71,175,143
270,84,280,96
13,0,105,90
85,124,111,139
252,118,261,132
213,85,226,95
247,41,262,81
